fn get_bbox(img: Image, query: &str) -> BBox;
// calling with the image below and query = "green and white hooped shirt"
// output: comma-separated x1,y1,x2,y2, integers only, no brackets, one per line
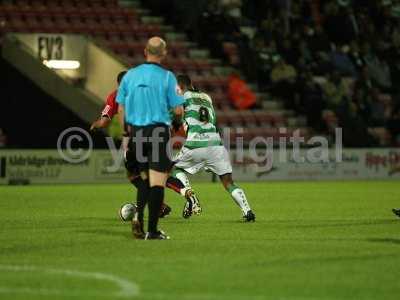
182,90,222,149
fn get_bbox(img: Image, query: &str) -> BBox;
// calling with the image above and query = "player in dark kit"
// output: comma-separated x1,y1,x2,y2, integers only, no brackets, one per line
393,208,400,218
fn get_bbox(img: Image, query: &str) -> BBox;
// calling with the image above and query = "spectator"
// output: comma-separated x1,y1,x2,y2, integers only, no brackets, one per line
330,45,357,77
279,38,300,66
336,96,378,147
253,37,279,88
364,51,392,91
227,72,257,110
322,71,348,109
386,103,400,146
324,4,359,45
298,72,326,132
308,25,332,55
270,56,297,83
270,56,298,108
369,88,387,126
220,0,242,20
297,40,315,69
348,40,365,70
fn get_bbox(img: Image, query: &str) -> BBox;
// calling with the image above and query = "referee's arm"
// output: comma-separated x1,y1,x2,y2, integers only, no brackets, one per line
116,76,129,149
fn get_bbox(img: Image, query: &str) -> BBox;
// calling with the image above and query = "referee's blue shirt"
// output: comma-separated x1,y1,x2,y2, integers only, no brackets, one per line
116,62,184,126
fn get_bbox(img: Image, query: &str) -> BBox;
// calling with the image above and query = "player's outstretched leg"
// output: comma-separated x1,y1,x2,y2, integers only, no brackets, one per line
393,208,400,218
168,169,202,218
219,173,255,222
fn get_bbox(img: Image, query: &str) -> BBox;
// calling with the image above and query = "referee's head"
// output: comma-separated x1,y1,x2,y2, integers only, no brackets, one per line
144,36,167,63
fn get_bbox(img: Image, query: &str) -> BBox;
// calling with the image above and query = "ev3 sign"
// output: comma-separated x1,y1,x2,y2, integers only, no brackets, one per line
12,33,86,64
37,35,64,60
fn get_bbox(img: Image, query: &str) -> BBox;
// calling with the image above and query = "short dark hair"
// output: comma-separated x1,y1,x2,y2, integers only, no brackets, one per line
117,71,127,84
177,74,192,88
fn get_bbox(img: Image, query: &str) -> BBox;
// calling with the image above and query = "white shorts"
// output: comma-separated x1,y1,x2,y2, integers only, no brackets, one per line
174,145,233,176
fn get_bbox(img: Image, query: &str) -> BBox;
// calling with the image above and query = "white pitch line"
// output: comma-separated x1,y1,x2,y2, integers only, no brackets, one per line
0,265,139,298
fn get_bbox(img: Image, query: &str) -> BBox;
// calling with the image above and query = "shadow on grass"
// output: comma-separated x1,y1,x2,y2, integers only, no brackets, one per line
76,228,133,239
222,218,398,228
252,252,400,268
366,238,400,245
267,219,399,228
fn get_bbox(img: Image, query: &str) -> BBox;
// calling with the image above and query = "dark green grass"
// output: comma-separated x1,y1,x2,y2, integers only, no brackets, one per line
0,181,399,300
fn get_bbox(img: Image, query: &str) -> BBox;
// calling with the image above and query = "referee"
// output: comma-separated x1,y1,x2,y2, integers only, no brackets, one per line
117,37,184,240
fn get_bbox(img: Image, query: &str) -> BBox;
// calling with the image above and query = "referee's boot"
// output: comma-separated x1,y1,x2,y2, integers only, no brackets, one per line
392,208,400,218
145,230,170,240
243,210,256,222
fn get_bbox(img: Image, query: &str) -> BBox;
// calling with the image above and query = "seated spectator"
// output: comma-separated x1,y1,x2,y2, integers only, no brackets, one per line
220,0,242,20
270,56,298,109
365,51,392,92
386,103,400,146
336,97,378,147
330,45,357,77
298,72,326,132
322,71,348,109
253,37,279,88
297,40,316,70
324,3,358,45
308,25,332,55
227,72,256,110
352,85,372,125
270,56,297,83
279,38,300,66
388,44,400,93
369,88,387,126
348,40,365,70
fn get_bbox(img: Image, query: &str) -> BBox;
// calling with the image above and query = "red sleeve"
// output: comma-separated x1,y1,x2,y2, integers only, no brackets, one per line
101,90,119,119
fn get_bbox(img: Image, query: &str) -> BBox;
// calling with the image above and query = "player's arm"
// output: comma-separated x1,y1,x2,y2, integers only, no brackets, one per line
90,91,119,131
90,116,111,131
167,72,185,131
172,106,184,131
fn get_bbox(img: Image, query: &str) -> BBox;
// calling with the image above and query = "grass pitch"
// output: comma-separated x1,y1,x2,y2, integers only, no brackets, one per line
0,181,399,300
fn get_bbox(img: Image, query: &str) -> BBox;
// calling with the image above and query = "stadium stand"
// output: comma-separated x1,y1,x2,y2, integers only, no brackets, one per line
2,0,399,147
142,0,400,147
0,0,313,147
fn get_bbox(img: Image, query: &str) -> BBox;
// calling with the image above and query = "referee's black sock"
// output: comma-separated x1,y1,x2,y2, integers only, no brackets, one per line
135,178,150,230
129,176,142,189
148,186,164,233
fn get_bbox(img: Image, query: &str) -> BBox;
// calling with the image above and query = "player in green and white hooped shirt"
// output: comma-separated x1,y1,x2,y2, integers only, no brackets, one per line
172,75,255,222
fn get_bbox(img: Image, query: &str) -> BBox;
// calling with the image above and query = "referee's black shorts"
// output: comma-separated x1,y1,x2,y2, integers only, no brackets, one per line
127,123,173,173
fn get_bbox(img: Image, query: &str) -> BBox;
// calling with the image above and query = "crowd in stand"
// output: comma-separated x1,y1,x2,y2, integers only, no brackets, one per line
146,0,400,147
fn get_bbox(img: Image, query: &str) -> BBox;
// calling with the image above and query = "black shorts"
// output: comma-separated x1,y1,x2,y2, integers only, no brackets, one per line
124,148,140,176
127,123,173,173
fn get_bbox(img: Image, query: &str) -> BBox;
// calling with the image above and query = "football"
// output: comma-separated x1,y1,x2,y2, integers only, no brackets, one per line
119,203,136,222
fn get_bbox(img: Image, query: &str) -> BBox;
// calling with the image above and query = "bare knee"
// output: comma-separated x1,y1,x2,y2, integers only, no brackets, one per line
149,169,168,187
219,173,233,190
